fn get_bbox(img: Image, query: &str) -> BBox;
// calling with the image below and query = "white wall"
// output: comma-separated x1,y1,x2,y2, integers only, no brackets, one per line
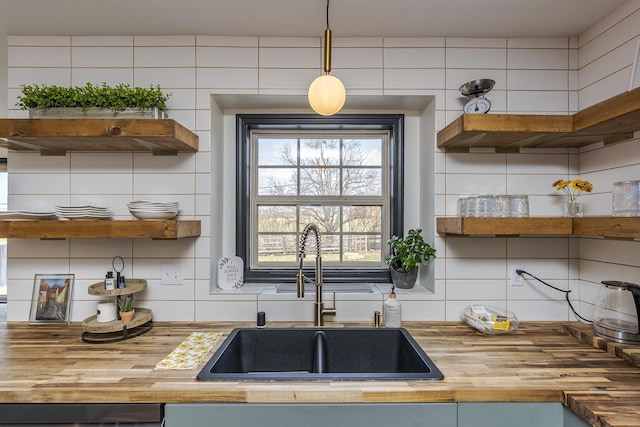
3,1,640,323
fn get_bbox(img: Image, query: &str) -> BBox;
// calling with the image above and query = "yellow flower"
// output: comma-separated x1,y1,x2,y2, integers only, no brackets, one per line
553,178,593,202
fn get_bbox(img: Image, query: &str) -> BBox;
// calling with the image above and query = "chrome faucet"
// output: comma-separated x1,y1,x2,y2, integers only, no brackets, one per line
296,223,336,327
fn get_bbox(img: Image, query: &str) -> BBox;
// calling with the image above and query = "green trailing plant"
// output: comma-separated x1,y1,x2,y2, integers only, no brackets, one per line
386,228,436,273
117,296,134,312
16,82,171,111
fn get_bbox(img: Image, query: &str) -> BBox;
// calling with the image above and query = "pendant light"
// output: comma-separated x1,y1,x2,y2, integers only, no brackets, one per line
307,0,346,116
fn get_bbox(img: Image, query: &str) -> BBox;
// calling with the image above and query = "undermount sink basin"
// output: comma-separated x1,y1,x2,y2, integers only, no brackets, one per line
197,327,444,381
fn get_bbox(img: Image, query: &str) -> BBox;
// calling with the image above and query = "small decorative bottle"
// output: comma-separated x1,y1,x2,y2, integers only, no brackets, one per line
104,271,115,290
384,286,401,328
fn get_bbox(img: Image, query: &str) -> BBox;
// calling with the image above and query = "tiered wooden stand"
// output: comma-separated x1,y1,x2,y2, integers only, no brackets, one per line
82,279,153,343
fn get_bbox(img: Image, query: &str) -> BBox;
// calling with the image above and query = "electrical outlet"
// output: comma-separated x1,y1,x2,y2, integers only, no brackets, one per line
161,263,183,285
510,265,525,287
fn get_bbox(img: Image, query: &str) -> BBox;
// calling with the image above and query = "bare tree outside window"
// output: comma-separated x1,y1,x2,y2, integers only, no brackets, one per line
254,133,387,267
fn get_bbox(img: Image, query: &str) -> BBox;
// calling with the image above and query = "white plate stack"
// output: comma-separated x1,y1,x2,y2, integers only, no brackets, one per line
0,210,58,221
55,205,113,220
128,200,179,220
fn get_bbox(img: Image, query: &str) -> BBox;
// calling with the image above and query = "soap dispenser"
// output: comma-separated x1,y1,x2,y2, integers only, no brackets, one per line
384,286,401,328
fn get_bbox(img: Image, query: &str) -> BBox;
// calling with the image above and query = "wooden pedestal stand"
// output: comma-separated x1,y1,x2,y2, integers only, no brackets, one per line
82,279,153,343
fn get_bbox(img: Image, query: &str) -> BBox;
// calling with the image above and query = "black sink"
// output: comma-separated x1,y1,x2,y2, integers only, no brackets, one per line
197,328,444,381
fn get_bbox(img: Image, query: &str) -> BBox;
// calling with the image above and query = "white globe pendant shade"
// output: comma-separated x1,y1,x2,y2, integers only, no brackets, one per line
307,74,346,116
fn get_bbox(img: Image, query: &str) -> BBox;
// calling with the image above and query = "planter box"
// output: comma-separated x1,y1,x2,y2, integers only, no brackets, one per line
29,107,167,119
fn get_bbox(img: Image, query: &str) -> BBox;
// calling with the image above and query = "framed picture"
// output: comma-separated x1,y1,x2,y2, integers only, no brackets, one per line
630,39,640,90
29,274,74,324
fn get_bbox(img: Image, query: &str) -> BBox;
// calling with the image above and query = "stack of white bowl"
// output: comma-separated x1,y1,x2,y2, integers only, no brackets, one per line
128,200,179,220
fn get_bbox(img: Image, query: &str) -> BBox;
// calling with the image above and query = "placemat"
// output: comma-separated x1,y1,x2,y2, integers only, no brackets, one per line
154,331,223,370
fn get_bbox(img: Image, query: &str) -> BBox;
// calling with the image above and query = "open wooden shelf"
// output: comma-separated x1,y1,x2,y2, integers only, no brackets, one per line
437,217,573,235
437,86,640,150
572,216,640,239
0,118,198,155
0,220,201,239
437,216,640,239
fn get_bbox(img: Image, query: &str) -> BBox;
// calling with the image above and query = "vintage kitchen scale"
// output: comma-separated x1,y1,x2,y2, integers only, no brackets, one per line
459,79,495,114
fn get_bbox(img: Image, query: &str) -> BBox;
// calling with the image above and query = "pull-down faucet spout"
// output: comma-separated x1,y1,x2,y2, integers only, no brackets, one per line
296,223,336,327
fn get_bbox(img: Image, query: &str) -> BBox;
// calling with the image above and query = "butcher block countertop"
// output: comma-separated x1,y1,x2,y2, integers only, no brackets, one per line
1,321,640,427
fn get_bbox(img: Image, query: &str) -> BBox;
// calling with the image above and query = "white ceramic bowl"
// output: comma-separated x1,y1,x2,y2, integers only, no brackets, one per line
130,210,178,220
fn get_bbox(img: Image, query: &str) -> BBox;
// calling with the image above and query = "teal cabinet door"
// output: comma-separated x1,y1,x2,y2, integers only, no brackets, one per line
458,403,589,427
164,403,458,427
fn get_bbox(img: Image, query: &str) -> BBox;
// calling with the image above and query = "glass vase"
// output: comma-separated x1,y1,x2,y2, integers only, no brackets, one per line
564,201,583,217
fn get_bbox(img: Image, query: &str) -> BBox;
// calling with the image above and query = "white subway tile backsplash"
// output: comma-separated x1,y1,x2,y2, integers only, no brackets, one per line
578,68,631,108
259,47,319,68
197,36,259,47
446,152,507,173
508,70,568,91
446,48,507,69
71,173,132,195
384,68,445,89
384,38,445,48
8,46,70,67
6,21,640,322
445,258,506,280
508,38,569,49
197,67,258,88
446,173,507,195
334,38,383,48
508,300,568,321
259,68,318,89
446,38,507,48
8,36,70,46
135,46,196,67
578,7,640,67
334,47,383,68
446,238,506,259
197,47,258,68
71,68,134,86
132,152,195,173
259,37,319,48
508,49,569,69
10,173,70,195
135,67,196,88
444,69,507,90
135,35,195,47
8,67,70,87
446,280,507,300
581,39,637,89
384,48,445,69
72,47,133,68
336,68,383,90
507,90,569,112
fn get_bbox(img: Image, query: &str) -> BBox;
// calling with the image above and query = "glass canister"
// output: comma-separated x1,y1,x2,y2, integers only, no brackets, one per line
612,180,640,216
509,195,529,217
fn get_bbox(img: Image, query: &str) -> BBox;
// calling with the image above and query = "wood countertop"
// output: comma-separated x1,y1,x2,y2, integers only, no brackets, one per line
1,321,639,426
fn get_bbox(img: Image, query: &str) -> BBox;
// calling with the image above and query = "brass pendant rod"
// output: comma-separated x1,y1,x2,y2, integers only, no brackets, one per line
323,0,332,74
324,28,332,74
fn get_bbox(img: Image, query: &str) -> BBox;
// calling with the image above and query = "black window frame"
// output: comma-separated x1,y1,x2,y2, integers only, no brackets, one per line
236,113,404,283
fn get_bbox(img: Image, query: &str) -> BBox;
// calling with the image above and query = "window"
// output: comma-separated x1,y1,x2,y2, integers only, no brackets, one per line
237,114,404,283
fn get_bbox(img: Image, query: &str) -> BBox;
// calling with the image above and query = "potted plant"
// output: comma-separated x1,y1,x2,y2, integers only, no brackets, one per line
386,228,436,289
117,295,135,324
16,82,171,119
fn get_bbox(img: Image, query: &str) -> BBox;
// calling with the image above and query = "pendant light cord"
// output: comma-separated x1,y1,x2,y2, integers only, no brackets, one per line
326,0,330,30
